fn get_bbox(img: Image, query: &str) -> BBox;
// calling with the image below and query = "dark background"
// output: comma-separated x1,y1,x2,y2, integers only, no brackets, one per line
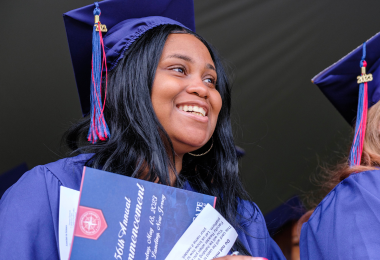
2,0,379,213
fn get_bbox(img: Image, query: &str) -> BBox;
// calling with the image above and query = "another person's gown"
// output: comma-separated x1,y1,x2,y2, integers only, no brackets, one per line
0,154,285,259
300,170,380,259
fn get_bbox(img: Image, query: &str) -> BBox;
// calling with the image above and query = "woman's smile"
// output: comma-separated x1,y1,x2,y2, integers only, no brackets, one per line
176,101,209,123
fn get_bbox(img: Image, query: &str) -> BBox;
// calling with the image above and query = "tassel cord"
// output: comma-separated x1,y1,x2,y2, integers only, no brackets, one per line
349,46,369,167
87,2,110,143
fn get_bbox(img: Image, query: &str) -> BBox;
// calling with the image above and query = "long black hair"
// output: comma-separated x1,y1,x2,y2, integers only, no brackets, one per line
65,24,254,254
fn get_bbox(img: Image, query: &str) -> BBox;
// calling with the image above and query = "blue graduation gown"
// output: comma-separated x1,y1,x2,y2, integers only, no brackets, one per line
300,170,380,259
0,154,285,259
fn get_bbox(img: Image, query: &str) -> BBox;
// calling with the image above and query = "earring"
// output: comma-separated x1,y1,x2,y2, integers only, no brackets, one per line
188,137,214,157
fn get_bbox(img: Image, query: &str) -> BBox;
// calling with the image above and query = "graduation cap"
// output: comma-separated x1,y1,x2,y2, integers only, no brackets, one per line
0,163,28,199
312,33,380,166
63,0,195,142
235,145,246,159
264,196,306,237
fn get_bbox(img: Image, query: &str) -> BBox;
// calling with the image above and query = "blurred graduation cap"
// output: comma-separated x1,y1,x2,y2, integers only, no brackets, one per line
313,32,380,166
0,163,28,199
235,145,245,159
63,0,195,142
264,196,306,237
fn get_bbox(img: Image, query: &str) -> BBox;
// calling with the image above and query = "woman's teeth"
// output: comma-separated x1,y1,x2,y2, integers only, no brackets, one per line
178,105,206,117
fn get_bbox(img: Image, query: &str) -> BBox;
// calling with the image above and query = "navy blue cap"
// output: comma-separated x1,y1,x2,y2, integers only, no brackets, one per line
312,32,380,125
265,196,306,236
235,146,245,159
63,0,195,116
0,163,28,199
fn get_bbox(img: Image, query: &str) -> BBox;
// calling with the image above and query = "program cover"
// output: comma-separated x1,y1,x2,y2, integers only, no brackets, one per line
69,167,216,260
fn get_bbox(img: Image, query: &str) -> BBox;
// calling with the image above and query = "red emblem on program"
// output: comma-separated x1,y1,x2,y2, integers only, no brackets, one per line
80,211,101,235
74,206,107,240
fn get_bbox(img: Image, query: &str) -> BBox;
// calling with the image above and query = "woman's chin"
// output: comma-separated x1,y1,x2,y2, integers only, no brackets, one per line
173,139,210,155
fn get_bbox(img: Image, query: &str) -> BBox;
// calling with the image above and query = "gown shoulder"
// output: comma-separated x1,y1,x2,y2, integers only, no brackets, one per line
300,169,380,260
0,154,91,260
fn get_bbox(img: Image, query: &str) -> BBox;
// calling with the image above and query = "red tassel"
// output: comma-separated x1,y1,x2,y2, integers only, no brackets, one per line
87,3,110,143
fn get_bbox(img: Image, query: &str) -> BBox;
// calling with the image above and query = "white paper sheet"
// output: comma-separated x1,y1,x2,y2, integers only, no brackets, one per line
59,186,80,260
166,204,238,260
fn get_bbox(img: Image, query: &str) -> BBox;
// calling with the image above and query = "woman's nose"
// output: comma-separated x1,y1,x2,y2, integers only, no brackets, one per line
186,77,209,99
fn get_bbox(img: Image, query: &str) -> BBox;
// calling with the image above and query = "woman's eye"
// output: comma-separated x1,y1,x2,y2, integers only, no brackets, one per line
204,78,215,85
172,67,185,73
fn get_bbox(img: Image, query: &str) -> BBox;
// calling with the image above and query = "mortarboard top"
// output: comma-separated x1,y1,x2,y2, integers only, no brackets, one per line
63,0,195,116
312,32,380,125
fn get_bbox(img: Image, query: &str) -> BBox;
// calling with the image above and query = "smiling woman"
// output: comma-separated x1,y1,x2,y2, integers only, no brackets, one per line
152,33,222,166
0,1,284,259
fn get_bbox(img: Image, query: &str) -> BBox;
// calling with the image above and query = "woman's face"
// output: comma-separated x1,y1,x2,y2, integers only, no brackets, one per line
151,33,222,156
